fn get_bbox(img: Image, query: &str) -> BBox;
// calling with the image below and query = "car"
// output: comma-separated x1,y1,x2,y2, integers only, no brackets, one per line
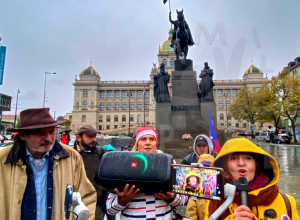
272,134,290,144
96,134,105,139
117,135,131,139
255,132,270,142
68,139,76,147
0,141,13,150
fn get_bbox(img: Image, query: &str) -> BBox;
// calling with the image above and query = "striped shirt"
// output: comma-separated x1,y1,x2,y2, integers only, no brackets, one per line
107,194,188,220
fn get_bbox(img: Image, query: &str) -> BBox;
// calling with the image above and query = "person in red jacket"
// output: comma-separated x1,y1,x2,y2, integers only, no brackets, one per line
61,132,68,144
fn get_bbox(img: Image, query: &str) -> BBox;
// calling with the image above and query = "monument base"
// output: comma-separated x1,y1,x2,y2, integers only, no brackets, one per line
155,103,171,152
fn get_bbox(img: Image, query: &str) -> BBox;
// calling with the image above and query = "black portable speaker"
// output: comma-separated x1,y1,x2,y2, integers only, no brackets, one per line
94,151,173,194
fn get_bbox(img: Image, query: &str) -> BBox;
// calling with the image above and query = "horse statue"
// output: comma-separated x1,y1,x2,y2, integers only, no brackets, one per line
169,9,194,60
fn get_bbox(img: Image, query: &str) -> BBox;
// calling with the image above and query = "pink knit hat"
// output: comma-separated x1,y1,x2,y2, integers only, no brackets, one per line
136,127,158,146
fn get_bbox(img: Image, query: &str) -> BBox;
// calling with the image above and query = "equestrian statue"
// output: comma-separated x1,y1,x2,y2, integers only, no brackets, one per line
169,9,194,60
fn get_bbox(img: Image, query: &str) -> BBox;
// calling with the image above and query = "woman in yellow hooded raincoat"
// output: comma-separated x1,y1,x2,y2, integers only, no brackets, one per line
188,138,299,220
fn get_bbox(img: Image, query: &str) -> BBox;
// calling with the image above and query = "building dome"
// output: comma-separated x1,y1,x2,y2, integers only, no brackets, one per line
80,61,99,76
243,60,263,77
160,28,174,52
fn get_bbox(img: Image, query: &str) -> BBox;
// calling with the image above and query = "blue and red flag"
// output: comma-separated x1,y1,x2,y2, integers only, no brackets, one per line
208,113,221,153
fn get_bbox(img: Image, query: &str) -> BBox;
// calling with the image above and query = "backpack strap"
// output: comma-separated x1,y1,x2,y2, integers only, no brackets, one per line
280,192,292,219
95,145,108,161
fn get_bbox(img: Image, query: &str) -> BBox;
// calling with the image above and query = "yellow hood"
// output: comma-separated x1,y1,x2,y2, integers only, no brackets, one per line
184,171,201,185
211,138,279,196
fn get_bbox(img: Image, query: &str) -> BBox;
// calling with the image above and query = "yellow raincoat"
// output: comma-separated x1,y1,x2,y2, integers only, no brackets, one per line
187,138,299,220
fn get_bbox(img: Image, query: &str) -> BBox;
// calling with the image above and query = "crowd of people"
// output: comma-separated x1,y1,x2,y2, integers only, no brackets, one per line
0,107,298,220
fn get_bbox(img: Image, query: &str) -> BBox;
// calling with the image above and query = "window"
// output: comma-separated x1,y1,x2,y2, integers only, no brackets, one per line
145,114,149,122
137,90,143,97
100,102,104,110
145,90,150,97
220,113,224,121
243,123,247,128
130,90,135,97
82,101,87,110
122,91,128,97
107,102,112,110
227,114,231,120
137,102,142,110
226,100,230,108
236,123,239,128
114,115,118,122
115,102,119,110
221,123,224,126
218,101,223,109
232,89,237,96
99,115,103,122
217,90,222,96
107,91,113,98
114,125,118,129
213,90,215,96
224,90,230,96
122,102,127,110
122,115,126,122
162,59,167,67
106,115,110,122
115,90,120,98
261,123,263,127
83,89,88,97
130,114,134,122
170,59,175,68
137,114,142,122
99,125,102,130
82,115,86,122
69,115,72,119
122,125,126,128
106,125,110,130
130,102,135,110
145,102,149,110
100,91,105,98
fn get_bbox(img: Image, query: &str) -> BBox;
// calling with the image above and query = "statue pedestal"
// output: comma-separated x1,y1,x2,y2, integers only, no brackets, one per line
155,103,171,153
200,102,217,126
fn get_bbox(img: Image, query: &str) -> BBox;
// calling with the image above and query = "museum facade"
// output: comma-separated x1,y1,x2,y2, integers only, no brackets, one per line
69,28,269,134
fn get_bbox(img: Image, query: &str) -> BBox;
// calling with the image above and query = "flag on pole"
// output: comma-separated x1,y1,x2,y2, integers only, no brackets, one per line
163,0,168,4
208,113,221,153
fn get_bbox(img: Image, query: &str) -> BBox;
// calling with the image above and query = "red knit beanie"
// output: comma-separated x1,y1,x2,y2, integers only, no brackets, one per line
136,127,158,147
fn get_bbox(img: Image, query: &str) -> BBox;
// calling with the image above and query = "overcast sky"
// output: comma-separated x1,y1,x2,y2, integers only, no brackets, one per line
1,0,299,118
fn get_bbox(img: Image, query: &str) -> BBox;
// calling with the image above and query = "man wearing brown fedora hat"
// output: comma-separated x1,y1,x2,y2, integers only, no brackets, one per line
0,108,96,220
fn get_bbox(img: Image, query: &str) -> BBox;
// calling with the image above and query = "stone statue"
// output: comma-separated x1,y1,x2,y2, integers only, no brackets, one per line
169,9,194,60
154,63,171,103
199,62,215,102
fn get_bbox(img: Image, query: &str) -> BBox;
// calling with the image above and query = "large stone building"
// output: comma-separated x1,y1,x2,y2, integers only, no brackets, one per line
70,28,269,134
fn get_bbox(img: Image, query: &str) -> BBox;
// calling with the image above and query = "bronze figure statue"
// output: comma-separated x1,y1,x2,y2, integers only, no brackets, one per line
169,9,194,60
154,63,171,103
199,62,215,102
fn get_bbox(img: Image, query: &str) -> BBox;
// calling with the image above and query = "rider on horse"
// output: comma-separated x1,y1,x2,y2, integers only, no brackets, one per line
169,9,194,48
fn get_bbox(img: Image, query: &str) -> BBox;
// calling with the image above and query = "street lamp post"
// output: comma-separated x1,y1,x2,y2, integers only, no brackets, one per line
128,91,132,135
14,89,20,128
43,71,56,108
224,93,229,133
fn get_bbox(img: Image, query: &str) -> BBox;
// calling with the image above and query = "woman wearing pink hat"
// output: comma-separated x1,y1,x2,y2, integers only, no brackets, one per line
106,127,188,220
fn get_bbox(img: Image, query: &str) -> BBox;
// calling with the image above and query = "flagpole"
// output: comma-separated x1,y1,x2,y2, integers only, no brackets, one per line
169,0,171,12
143,84,145,127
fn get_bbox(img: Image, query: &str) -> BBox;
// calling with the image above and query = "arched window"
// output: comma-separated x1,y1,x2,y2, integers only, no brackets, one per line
114,115,118,122
107,102,112,110
162,59,167,67
122,115,126,122
115,102,119,110
226,100,230,108
145,102,149,110
130,102,135,110
227,114,231,120
137,102,142,110
218,101,223,109
82,101,87,110
82,115,86,122
106,115,111,122
137,114,142,122
100,102,104,110
145,114,149,122
170,59,175,68
130,114,134,122
99,115,103,122
122,102,127,110
220,113,224,121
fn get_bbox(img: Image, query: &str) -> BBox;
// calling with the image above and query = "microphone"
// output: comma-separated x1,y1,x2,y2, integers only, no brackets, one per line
236,177,248,206
64,183,72,219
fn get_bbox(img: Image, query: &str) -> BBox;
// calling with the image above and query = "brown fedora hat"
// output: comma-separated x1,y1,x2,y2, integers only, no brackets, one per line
6,108,67,132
